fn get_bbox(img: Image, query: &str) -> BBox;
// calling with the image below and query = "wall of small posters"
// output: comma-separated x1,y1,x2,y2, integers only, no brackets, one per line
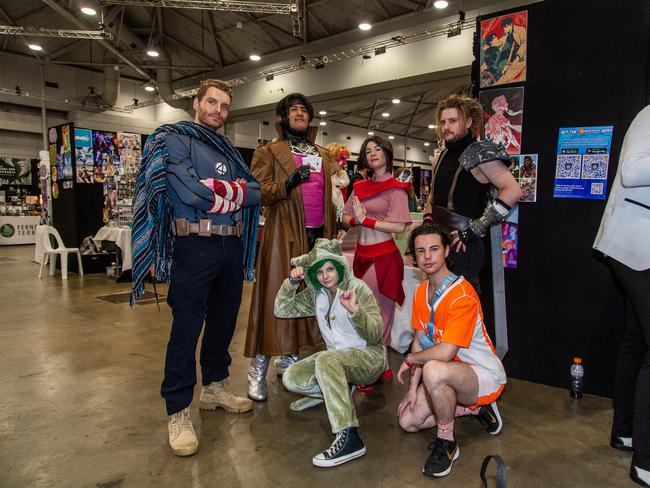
480,10,528,88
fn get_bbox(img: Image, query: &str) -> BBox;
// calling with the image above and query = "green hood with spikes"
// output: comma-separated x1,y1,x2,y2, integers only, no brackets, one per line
290,238,352,291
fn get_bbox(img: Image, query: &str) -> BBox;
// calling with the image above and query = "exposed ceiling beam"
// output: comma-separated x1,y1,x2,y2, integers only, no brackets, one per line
206,10,224,66
366,100,378,129
405,91,426,137
41,0,153,80
165,34,218,65
49,38,86,58
373,0,391,19
307,10,329,36
383,0,422,11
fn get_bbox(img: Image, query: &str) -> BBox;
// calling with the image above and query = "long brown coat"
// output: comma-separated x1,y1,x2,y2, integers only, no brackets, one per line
244,125,337,357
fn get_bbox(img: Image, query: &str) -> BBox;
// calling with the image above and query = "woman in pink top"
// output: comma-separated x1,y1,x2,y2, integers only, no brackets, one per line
343,136,412,381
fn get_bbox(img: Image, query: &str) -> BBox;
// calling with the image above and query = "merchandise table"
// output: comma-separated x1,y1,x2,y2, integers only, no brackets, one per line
94,226,132,271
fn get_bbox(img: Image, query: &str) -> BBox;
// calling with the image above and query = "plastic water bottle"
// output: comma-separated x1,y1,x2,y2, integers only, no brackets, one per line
570,357,584,399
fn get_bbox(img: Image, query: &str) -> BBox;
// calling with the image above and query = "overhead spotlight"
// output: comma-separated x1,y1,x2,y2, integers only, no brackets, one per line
250,53,261,61
265,74,274,81
81,6,97,15
144,83,156,92
388,135,395,140
424,142,431,147
392,98,400,104
433,0,448,8
358,22,372,31
428,124,436,129
146,48,159,57
362,54,372,60
132,98,139,107
368,131,374,135
319,121,327,126
28,43,43,51
15,84,21,95
381,112,390,117
319,110,327,115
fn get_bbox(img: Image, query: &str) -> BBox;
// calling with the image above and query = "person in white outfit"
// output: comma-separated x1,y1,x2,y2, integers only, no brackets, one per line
594,105,650,488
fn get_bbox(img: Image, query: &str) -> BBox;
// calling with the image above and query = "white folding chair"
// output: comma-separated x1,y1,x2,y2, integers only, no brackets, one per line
37,225,84,279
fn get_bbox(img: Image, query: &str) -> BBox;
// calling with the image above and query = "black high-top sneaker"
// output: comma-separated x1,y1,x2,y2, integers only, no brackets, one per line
423,437,459,477
312,427,366,468
478,402,503,435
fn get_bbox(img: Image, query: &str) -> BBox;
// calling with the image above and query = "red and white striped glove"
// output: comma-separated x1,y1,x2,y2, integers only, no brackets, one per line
200,178,246,214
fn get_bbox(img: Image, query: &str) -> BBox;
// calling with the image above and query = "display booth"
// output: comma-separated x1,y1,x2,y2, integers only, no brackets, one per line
0,158,42,245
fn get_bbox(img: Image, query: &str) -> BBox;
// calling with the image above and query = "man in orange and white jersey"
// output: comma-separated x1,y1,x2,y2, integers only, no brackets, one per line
396,221,506,478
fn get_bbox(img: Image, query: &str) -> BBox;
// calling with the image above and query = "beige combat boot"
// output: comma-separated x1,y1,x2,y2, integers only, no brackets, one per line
200,378,253,413
168,407,198,456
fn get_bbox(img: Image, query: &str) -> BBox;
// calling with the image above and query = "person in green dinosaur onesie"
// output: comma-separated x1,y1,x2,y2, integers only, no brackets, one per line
274,238,385,468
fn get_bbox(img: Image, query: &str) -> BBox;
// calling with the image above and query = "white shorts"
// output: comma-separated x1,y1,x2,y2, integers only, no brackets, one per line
469,364,506,406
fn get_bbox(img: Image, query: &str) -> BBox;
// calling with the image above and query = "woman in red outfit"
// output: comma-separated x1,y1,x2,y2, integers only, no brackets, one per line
343,136,412,380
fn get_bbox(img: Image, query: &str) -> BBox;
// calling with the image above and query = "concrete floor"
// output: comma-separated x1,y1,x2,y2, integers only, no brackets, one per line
0,245,636,487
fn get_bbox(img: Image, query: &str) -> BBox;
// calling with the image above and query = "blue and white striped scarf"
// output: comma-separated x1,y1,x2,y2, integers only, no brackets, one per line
130,120,260,307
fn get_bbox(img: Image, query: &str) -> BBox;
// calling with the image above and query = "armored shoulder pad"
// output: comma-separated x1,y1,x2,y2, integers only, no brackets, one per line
459,141,510,170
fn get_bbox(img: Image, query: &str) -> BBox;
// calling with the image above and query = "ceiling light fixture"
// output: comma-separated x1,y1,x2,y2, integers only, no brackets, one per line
368,131,374,135
28,44,43,51
146,49,159,57
428,124,436,129
433,0,448,8
81,6,97,15
382,112,390,117
319,110,327,115
358,22,372,31
250,53,261,61
144,84,156,92
319,121,327,126
392,98,400,104
388,135,395,140
424,142,431,146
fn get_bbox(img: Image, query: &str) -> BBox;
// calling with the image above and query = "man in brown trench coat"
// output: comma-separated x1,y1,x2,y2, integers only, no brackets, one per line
245,93,337,401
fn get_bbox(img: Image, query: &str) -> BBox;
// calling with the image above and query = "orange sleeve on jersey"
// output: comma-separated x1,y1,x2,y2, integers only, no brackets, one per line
411,282,428,332
440,295,477,348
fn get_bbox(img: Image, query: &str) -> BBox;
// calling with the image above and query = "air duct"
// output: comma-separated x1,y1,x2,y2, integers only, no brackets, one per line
156,54,194,116
102,54,120,107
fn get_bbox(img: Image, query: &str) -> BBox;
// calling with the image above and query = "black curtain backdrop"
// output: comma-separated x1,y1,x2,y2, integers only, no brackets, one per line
474,0,650,397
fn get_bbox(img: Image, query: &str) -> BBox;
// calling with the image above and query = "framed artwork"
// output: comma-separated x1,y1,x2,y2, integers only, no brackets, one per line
479,87,525,154
480,10,528,88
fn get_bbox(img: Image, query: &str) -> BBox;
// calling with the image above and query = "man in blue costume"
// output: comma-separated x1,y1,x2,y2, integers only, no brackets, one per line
131,79,261,456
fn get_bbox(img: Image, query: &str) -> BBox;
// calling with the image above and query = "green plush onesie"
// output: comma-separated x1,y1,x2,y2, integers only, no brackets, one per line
274,238,386,434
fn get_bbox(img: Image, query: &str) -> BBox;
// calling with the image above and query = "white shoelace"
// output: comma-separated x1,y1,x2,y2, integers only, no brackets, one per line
170,410,192,439
324,431,347,458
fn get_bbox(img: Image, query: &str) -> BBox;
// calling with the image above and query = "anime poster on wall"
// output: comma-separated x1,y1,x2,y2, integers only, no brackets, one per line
92,131,118,184
480,10,527,88
60,124,73,180
74,128,94,183
479,87,524,154
553,126,613,200
507,153,538,202
501,222,518,268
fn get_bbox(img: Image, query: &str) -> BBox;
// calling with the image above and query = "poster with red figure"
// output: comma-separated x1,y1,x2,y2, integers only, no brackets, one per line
480,10,528,88
479,87,524,155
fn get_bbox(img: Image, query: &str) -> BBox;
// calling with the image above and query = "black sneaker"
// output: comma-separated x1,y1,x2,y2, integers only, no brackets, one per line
478,402,503,435
611,435,633,452
423,437,459,477
631,464,650,487
312,427,366,468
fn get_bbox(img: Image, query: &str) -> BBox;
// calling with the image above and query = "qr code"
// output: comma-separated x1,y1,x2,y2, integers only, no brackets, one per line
591,182,604,195
556,155,581,178
582,154,609,179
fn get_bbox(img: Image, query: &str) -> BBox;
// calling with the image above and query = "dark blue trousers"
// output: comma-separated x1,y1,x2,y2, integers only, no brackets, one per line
161,235,243,415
